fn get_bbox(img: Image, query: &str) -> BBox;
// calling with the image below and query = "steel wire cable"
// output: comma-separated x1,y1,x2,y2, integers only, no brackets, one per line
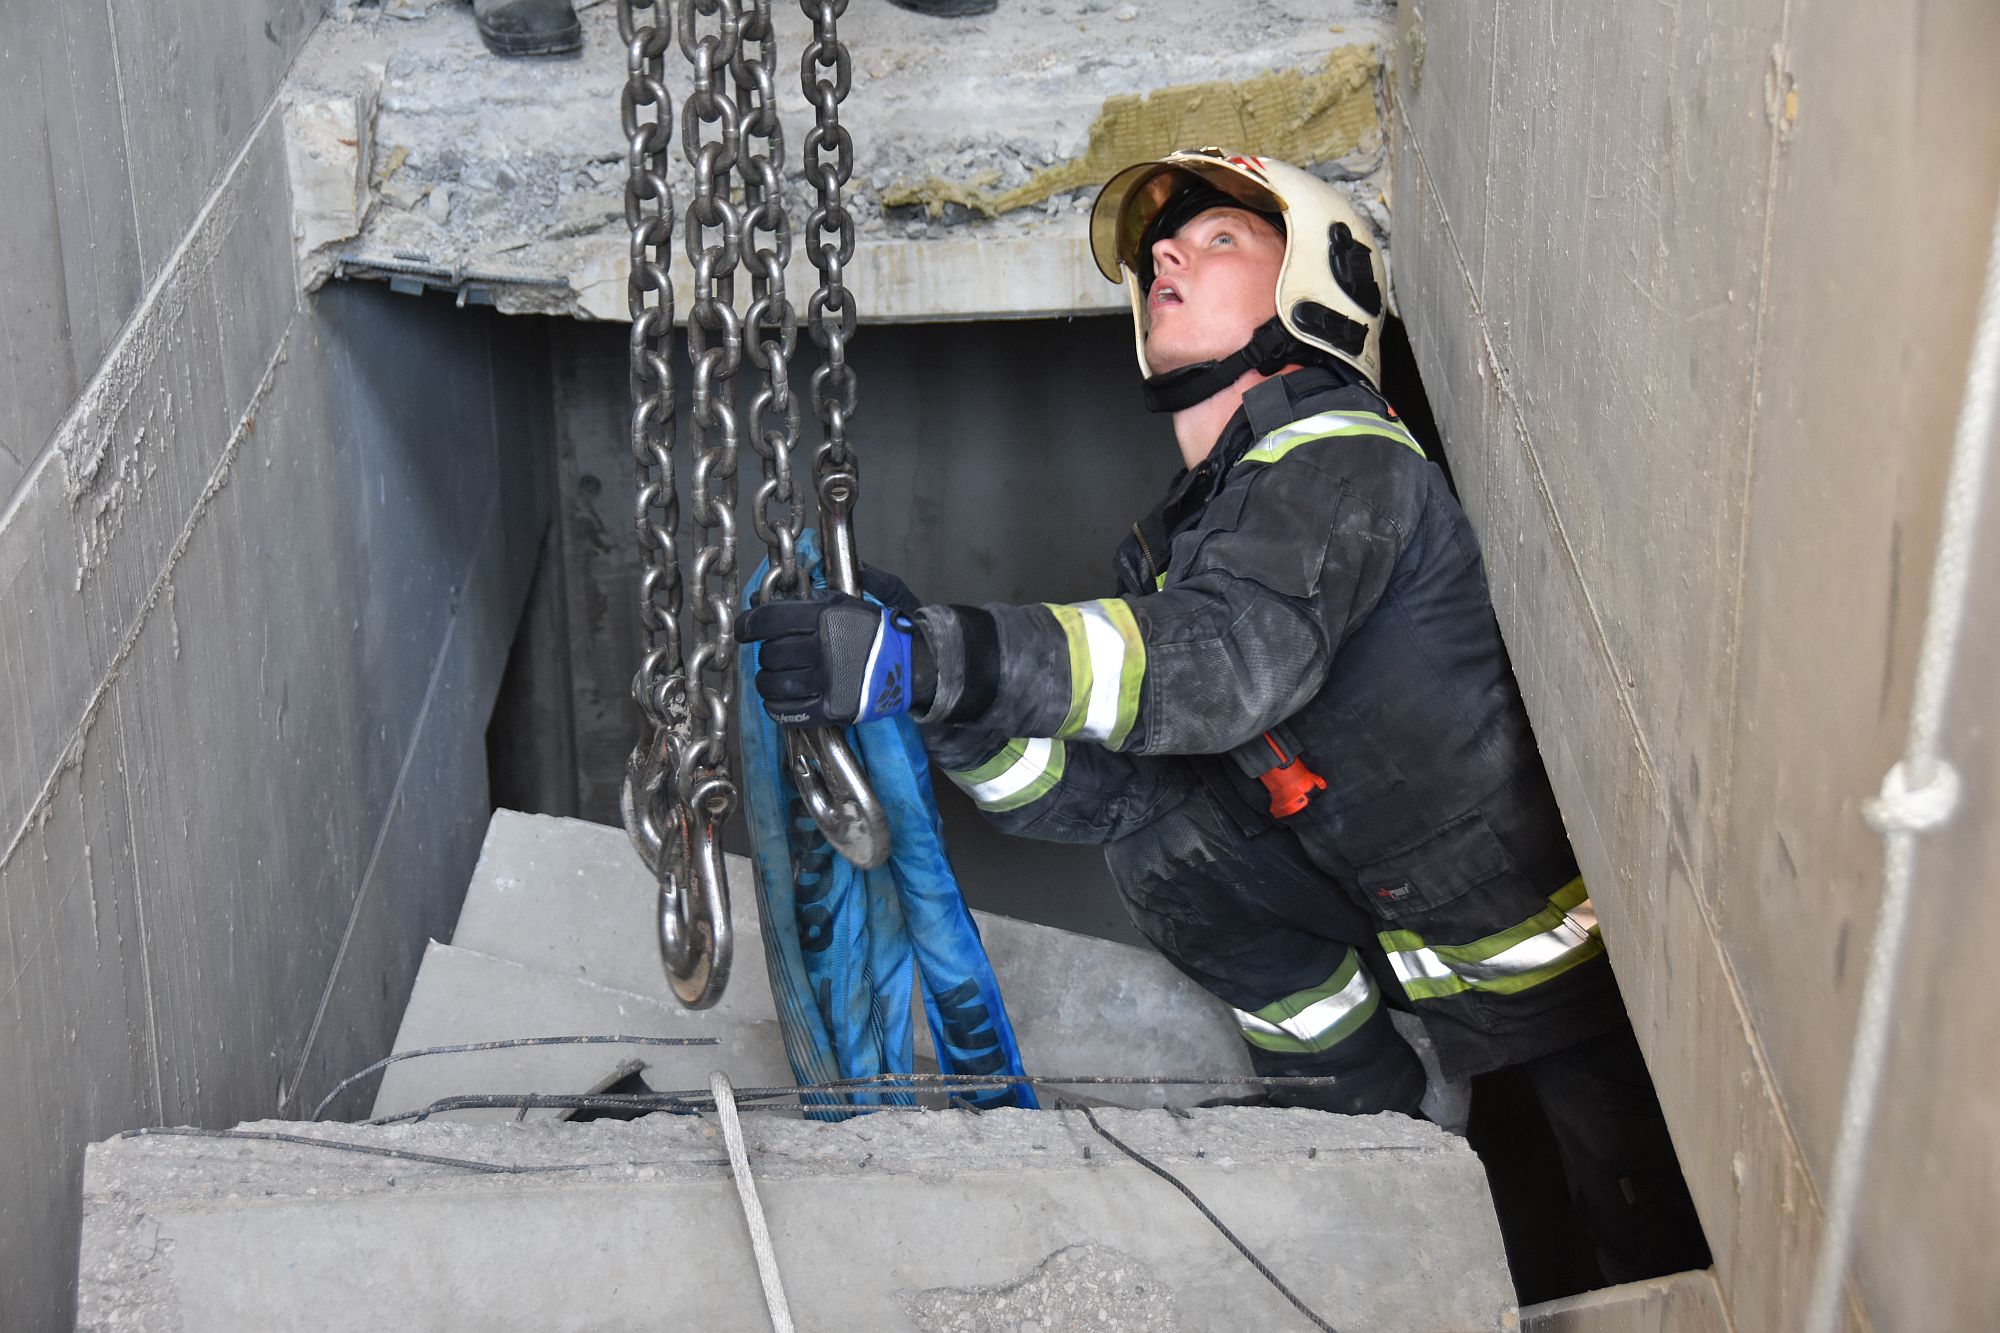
308,1034,721,1121
1062,1100,1338,1333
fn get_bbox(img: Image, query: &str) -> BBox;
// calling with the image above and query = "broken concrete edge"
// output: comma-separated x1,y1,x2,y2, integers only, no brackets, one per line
279,4,1395,321
79,1106,1515,1333
85,1105,1467,1201
1519,1269,1729,1332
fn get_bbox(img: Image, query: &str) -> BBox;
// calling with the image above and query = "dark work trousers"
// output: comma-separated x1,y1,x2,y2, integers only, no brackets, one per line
1107,784,1428,1118
1516,1023,1712,1283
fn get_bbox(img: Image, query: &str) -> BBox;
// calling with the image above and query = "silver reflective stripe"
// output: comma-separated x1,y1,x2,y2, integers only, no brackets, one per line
959,737,1060,807
1234,964,1376,1043
1387,946,1457,990
1450,903,1599,985
1047,599,1146,748
1241,410,1426,465
1074,603,1132,742
1384,897,1602,999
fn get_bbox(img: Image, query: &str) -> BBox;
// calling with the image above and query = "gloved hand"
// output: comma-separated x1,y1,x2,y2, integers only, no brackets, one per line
859,564,921,617
741,592,920,728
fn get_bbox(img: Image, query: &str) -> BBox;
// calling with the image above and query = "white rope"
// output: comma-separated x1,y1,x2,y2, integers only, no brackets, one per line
711,1071,797,1333
1804,180,2000,1333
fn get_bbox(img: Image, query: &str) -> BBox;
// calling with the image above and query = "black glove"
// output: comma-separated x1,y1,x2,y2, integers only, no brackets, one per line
742,592,922,728
859,564,921,617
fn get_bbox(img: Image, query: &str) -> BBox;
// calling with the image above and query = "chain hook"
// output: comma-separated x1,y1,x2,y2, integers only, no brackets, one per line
789,729,892,868
657,781,735,1007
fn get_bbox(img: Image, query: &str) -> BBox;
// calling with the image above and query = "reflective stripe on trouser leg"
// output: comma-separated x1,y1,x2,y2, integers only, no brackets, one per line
944,737,1066,813
1232,950,1381,1055
1046,600,1146,748
1380,876,1604,1002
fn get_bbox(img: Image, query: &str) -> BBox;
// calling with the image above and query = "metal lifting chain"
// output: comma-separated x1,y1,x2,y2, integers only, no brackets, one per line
619,0,732,1009
800,0,862,589
770,0,891,871
734,0,804,602
618,0,887,1011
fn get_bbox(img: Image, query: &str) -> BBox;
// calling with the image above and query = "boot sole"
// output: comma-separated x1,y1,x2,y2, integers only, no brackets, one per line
477,22,583,57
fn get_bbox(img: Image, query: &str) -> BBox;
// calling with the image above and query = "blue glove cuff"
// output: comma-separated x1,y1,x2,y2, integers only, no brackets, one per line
855,608,917,723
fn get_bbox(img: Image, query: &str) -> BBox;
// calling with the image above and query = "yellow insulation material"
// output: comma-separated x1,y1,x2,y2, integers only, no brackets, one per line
883,47,1381,219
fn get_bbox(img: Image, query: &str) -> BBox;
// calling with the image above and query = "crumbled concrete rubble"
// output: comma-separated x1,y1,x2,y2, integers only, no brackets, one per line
286,0,1393,320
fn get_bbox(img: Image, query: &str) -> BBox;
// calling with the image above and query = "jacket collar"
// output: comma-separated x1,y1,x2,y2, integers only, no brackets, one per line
1197,364,1385,499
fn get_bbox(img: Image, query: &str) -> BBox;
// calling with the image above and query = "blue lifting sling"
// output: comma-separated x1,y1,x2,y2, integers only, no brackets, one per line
737,534,1037,1119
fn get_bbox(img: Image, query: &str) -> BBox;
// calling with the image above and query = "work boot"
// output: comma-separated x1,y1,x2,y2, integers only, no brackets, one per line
472,0,582,57
886,0,998,16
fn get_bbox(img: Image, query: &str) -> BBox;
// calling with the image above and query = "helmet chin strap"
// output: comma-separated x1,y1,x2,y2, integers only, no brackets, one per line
1141,317,1308,413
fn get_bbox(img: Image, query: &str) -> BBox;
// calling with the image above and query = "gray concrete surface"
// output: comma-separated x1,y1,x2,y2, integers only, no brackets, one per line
1520,1271,1729,1333
371,940,799,1122
285,0,1392,319
1389,0,2000,1327
370,810,1258,1119
0,6,554,1323
79,1108,1514,1331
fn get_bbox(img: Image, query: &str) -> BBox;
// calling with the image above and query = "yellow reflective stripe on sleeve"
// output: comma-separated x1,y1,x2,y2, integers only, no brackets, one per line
1240,409,1426,466
1379,877,1602,1001
1045,599,1146,749
945,737,1067,813
1233,952,1380,1055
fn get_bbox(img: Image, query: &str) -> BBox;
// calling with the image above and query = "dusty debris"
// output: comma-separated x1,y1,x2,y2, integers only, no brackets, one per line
281,0,1394,320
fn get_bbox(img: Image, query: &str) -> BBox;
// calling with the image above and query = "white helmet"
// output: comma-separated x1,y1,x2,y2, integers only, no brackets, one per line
1090,148,1387,409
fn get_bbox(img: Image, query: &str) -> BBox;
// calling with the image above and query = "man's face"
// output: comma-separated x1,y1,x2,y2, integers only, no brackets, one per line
1141,206,1285,375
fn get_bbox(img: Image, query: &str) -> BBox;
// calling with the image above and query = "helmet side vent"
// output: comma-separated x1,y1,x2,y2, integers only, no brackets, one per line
1289,301,1369,357
1328,222,1383,316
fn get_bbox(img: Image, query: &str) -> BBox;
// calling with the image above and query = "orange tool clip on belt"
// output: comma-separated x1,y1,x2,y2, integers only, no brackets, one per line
1254,731,1326,819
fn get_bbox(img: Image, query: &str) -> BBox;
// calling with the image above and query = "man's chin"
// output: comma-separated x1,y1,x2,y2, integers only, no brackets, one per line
1144,341,1208,377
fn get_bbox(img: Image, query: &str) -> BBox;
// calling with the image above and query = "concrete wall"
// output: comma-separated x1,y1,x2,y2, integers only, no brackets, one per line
1389,0,2000,1327
0,4,553,1326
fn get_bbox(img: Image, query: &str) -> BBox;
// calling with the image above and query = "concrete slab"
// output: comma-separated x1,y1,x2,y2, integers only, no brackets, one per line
284,1,1392,320
447,811,777,1016
1521,1270,1728,1333
445,811,1256,1109
80,1108,1515,1332
370,942,796,1123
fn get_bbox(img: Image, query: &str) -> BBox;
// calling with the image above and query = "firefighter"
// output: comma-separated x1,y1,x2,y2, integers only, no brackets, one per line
743,148,1709,1282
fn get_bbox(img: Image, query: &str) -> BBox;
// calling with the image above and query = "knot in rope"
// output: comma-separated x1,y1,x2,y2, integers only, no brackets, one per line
1862,758,1962,835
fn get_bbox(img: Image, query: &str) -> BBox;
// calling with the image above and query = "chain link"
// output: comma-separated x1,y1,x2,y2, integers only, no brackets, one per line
618,0,685,859
620,0,887,1006
800,0,861,555
735,0,805,602
678,0,746,820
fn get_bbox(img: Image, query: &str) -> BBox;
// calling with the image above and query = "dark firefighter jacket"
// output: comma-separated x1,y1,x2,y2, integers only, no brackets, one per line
914,366,1625,1077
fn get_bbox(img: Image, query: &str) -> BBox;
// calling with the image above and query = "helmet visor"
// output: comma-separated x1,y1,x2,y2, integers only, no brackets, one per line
1088,156,1286,283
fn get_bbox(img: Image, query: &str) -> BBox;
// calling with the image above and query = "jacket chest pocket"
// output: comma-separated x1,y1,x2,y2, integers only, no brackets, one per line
1351,809,1541,939
1171,472,1336,601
